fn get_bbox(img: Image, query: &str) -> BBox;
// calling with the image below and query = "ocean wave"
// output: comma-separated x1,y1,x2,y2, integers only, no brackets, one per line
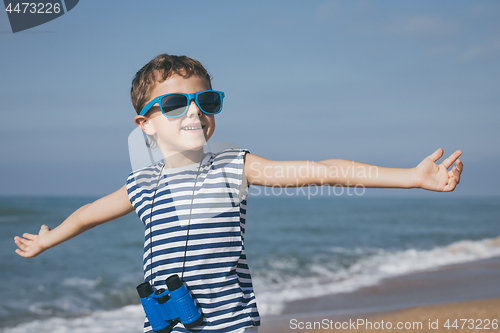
3,237,500,330
2,305,144,333
62,277,103,289
253,236,500,315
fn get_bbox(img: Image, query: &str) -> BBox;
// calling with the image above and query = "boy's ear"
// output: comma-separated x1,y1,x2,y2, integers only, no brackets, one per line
134,115,156,135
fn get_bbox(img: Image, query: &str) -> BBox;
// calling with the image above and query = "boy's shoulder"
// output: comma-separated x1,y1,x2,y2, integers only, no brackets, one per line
128,162,163,178
126,162,164,192
211,147,249,167
212,147,248,158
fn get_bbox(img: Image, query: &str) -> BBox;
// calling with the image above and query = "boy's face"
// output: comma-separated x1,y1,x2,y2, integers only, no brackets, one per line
135,74,215,156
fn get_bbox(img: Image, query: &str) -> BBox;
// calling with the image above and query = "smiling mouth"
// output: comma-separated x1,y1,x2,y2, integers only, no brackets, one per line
181,126,203,131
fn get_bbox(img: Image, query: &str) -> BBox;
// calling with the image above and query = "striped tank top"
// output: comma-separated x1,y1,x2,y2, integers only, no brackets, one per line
126,148,260,332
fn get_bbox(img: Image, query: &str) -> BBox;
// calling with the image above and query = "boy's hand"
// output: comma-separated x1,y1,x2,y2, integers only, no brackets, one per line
14,225,51,258
414,148,463,192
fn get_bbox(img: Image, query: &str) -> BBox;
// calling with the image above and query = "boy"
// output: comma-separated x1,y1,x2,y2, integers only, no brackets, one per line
14,54,463,333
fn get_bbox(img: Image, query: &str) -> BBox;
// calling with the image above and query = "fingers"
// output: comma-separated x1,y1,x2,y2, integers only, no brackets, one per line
444,158,464,191
15,236,31,246
453,166,461,183
15,249,29,257
447,163,461,182
14,236,30,251
14,236,33,257
22,233,36,240
15,247,34,258
440,150,462,170
429,148,444,162
443,176,458,192
456,158,463,173
14,225,49,258
19,225,47,240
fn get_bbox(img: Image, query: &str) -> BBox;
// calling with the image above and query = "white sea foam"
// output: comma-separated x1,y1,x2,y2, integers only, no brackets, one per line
62,277,103,289
3,305,144,333
254,236,500,315
3,237,500,330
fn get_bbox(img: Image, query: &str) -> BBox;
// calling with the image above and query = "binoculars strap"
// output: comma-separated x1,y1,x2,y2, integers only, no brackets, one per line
147,159,204,285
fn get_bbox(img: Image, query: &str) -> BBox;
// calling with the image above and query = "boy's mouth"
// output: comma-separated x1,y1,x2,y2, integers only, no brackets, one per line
181,123,204,131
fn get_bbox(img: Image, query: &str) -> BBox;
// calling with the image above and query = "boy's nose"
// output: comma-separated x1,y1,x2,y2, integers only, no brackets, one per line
186,99,202,117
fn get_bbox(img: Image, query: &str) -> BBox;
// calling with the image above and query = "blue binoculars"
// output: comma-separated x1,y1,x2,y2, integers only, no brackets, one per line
137,275,203,333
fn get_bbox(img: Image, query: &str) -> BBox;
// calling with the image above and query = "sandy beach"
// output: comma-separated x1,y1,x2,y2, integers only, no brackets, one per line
303,298,500,333
259,256,500,333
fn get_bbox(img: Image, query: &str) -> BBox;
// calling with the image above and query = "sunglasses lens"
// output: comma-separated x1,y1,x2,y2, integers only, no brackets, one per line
161,94,188,116
198,92,222,114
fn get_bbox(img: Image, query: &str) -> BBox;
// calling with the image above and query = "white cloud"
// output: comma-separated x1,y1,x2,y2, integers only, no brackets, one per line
460,37,500,62
316,0,341,21
429,43,457,56
386,16,459,37
428,37,500,62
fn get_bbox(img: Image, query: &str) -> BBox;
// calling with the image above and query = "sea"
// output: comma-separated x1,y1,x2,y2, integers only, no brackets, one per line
1,195,499,332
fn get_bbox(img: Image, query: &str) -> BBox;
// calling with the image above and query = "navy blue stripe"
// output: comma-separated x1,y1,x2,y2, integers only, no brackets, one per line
128,148,260,332
143,241,243,267
145,221,241,242
149,227,241,242
146,250,242,270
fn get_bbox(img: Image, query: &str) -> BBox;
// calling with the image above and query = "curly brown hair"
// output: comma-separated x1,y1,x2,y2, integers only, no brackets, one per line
130,54,212,115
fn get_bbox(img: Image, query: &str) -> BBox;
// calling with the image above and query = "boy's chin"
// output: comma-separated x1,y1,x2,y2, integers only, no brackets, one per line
181,141,207,152
181,131,206,141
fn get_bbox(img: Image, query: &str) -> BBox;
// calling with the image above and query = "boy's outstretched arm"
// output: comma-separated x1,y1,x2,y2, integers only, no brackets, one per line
14,185,134,258
245,148,463,192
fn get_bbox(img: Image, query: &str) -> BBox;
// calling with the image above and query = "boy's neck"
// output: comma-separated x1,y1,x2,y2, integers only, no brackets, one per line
162,149,206,169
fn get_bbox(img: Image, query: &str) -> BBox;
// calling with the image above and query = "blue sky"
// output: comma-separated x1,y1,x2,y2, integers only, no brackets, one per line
1,1,499,197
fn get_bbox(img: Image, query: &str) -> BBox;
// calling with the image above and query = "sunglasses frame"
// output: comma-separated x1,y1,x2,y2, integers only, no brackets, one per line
139,90,225,117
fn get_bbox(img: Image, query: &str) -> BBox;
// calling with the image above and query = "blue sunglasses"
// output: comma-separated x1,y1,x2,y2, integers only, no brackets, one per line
139,90,225,117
